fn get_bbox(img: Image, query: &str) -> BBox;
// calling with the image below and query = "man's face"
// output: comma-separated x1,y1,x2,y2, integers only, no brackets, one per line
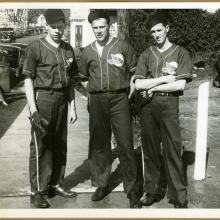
150,23,169,45
47,20,65,43
91,18,110,44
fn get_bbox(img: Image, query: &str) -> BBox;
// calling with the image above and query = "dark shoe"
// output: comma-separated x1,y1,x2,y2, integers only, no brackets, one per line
30,193,50,208
92,187,110,201
48,185,77,198
128,191,142,208
172,200,188,208
140,193,164,206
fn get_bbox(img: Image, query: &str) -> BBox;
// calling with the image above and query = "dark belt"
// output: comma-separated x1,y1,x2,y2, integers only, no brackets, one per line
36,87,68,94
90,88,127,94
154,91,183,97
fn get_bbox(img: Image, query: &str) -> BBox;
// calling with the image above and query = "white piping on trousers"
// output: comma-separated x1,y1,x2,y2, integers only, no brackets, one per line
33,131,40,191
34,91,40,191
141,146,145,184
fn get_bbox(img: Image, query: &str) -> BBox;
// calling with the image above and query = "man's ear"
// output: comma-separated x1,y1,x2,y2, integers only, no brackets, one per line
165,25,169,32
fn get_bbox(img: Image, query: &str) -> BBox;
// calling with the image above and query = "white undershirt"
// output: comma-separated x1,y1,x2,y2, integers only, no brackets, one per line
95,36,113,57
46,35,60,48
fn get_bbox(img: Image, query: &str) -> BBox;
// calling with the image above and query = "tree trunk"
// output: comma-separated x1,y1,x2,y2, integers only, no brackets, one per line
117,9,130,41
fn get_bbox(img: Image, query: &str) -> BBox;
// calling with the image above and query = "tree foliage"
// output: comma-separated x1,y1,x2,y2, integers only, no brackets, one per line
27,9,46,24
27,9,70,26
129,9,220,58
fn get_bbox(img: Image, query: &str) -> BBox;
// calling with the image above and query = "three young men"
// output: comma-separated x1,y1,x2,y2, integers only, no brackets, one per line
133,12,192,208
24,9,192,209
23,9,78,208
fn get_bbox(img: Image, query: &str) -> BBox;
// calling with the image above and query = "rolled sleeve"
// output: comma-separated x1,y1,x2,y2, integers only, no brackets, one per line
134,51,149,81
78,48,89,82
177,48,193,83
68,50,79,102
22,44,38,79
123,41,137,75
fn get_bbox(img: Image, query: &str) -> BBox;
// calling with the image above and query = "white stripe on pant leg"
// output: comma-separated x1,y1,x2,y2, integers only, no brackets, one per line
141,146,145,184
33,131,40,191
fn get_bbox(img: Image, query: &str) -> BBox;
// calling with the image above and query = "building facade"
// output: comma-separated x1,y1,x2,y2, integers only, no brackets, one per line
70,9,119,48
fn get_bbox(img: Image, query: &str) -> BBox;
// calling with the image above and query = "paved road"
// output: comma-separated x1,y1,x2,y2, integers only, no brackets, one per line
16,33,46,45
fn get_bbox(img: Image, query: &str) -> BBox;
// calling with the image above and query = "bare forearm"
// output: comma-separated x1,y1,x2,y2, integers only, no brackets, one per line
24,78,37,114
151,80,186,93
135,77,165,90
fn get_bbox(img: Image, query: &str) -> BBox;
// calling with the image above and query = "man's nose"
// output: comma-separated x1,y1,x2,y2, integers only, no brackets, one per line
155,32,160,37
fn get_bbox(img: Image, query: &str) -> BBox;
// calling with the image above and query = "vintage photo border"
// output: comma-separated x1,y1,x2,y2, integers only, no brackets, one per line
0,1,220,219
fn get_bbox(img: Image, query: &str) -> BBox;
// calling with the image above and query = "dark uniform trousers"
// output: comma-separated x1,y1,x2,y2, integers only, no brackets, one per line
88,92,137,194
140,95,187,204
29,89,68,194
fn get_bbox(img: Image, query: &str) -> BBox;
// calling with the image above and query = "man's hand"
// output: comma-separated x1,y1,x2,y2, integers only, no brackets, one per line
69,100,77,124
162,75,176,84
29,111,49,137
128,76,136,99
140,90,153,99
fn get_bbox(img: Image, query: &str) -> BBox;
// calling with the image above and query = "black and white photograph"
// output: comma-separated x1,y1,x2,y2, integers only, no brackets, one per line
0,2,220,218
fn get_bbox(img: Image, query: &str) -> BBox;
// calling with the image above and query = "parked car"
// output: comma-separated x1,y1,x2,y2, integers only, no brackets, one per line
0,27,16,43
14,28,24,38
26,27,35,36
0,43,27,92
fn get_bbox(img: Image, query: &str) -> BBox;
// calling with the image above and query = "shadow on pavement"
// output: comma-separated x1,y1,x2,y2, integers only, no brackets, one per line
5,93,26,104
64,147,198,200
182,150,195,185
63,147,144,198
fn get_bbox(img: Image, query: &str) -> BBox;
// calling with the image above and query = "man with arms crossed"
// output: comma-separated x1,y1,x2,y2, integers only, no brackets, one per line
23,9,78,208
133,12,192,208
79,10,140,208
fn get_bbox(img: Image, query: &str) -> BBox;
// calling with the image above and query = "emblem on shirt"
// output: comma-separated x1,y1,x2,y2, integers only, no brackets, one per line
107,53,124,67
162,61,178,75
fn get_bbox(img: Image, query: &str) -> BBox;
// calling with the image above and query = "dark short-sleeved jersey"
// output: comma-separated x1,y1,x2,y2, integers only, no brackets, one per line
23,38,79,92
79,37,136,93
134,44,192,82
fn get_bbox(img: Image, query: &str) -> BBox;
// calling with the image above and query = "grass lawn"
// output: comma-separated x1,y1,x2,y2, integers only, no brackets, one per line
0,92,26,139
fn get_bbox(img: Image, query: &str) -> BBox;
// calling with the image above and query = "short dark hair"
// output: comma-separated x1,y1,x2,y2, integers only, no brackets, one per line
44,9,66,25
146,12,168,30
88,10,110,25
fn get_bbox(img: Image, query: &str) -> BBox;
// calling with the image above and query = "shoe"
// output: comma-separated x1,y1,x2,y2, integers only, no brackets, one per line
128,191,142,208
48,185,77,198
92,187,110,201
30,193,50,208
140,193,164,206
173,200,188,208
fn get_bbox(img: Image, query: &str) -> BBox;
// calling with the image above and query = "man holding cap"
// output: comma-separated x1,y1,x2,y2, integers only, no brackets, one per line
133,12,192,208
23,9,78,208
79,10,140,208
